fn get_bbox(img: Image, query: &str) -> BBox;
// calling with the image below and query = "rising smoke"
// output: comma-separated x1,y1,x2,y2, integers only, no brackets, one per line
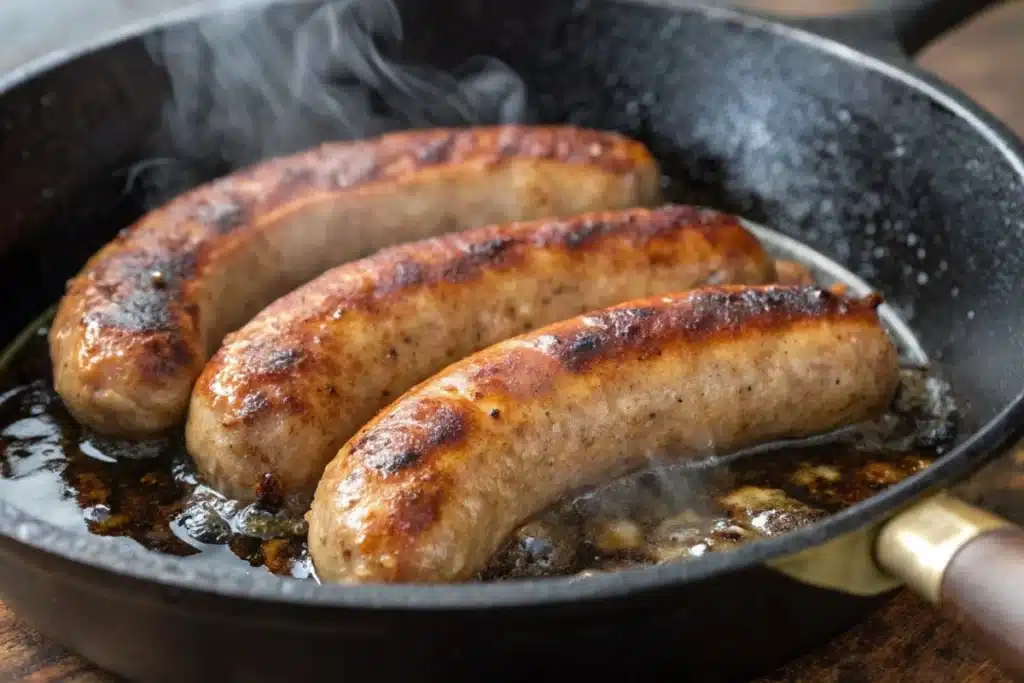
137,0,529,196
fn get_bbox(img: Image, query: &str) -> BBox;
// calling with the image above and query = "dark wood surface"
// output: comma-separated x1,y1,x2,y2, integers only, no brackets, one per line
1,1,1022,682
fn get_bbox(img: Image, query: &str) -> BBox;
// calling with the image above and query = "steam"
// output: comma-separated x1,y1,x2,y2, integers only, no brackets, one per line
140,0,529,192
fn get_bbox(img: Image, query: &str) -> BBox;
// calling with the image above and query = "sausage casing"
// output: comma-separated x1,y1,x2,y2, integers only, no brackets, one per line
186,205,777,503
306,285,900,584
49,126,661,437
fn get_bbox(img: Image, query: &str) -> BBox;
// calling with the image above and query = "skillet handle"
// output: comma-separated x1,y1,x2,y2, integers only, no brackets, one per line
875,492,1024,680
869,0,1009,56
786,0,1008,59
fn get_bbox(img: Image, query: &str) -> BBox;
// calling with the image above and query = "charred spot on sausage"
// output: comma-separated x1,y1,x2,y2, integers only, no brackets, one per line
366,448,422,476
570,333,602,355
554,332,605,372
254,347,304,374
442,236,518,282
467,236,516,261
238,391,270,420
357,404,466,476
561,219,605,248
86,250,199,333
393,261,425,289
86,290,177,333
426,405,467,447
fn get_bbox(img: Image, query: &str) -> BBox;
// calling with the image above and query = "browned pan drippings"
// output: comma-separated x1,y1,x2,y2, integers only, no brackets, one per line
0,317,956,580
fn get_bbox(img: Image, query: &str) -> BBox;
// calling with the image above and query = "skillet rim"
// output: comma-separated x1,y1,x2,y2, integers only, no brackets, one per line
0,0,1021,611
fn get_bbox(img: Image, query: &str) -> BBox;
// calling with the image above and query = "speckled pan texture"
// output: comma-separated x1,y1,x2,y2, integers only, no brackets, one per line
0,1,1020,681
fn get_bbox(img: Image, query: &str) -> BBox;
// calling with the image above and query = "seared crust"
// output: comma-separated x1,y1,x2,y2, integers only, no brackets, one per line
49,126,661,437
186,205,777,503
306,285,900,584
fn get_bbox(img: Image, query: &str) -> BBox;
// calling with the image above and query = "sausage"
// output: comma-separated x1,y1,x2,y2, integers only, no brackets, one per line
48,126,661,438
186,205,778,504
774,259,815,286
305,285,900,584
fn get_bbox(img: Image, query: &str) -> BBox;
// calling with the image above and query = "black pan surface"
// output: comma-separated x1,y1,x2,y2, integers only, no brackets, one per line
0,0,1021,681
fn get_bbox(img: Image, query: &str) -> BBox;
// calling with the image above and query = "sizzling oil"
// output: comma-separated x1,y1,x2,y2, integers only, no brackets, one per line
0,317,956,581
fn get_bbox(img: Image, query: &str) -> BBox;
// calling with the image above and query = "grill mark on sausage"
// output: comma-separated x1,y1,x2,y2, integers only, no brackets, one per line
357,401,469,476
539,287,878,374
405,287,879,402
467,237,516,260
250,346,305,375
531,204,742,250
441,236,519,283
560,218,605,249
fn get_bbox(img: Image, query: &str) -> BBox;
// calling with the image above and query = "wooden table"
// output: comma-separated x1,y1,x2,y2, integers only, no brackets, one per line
1,1,1023,682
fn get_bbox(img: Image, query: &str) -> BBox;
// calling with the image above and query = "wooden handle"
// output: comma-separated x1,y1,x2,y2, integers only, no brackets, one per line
876,493,1024,680
939,527,1024,680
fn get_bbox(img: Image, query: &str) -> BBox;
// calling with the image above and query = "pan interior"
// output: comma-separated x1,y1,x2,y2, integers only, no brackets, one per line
0,0,1019,604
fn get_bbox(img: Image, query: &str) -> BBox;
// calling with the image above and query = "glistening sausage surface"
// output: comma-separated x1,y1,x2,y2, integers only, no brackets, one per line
306,285,900,584
49,126,660,437
186,205,777,503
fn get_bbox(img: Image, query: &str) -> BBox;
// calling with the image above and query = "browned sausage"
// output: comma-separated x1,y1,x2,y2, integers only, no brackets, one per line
186,205,778,504
774,259,815,286
48,126,661,438
306,285,900,584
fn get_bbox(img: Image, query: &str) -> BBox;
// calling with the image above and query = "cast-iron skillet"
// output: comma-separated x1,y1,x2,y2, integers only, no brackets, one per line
0,0,1022,680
